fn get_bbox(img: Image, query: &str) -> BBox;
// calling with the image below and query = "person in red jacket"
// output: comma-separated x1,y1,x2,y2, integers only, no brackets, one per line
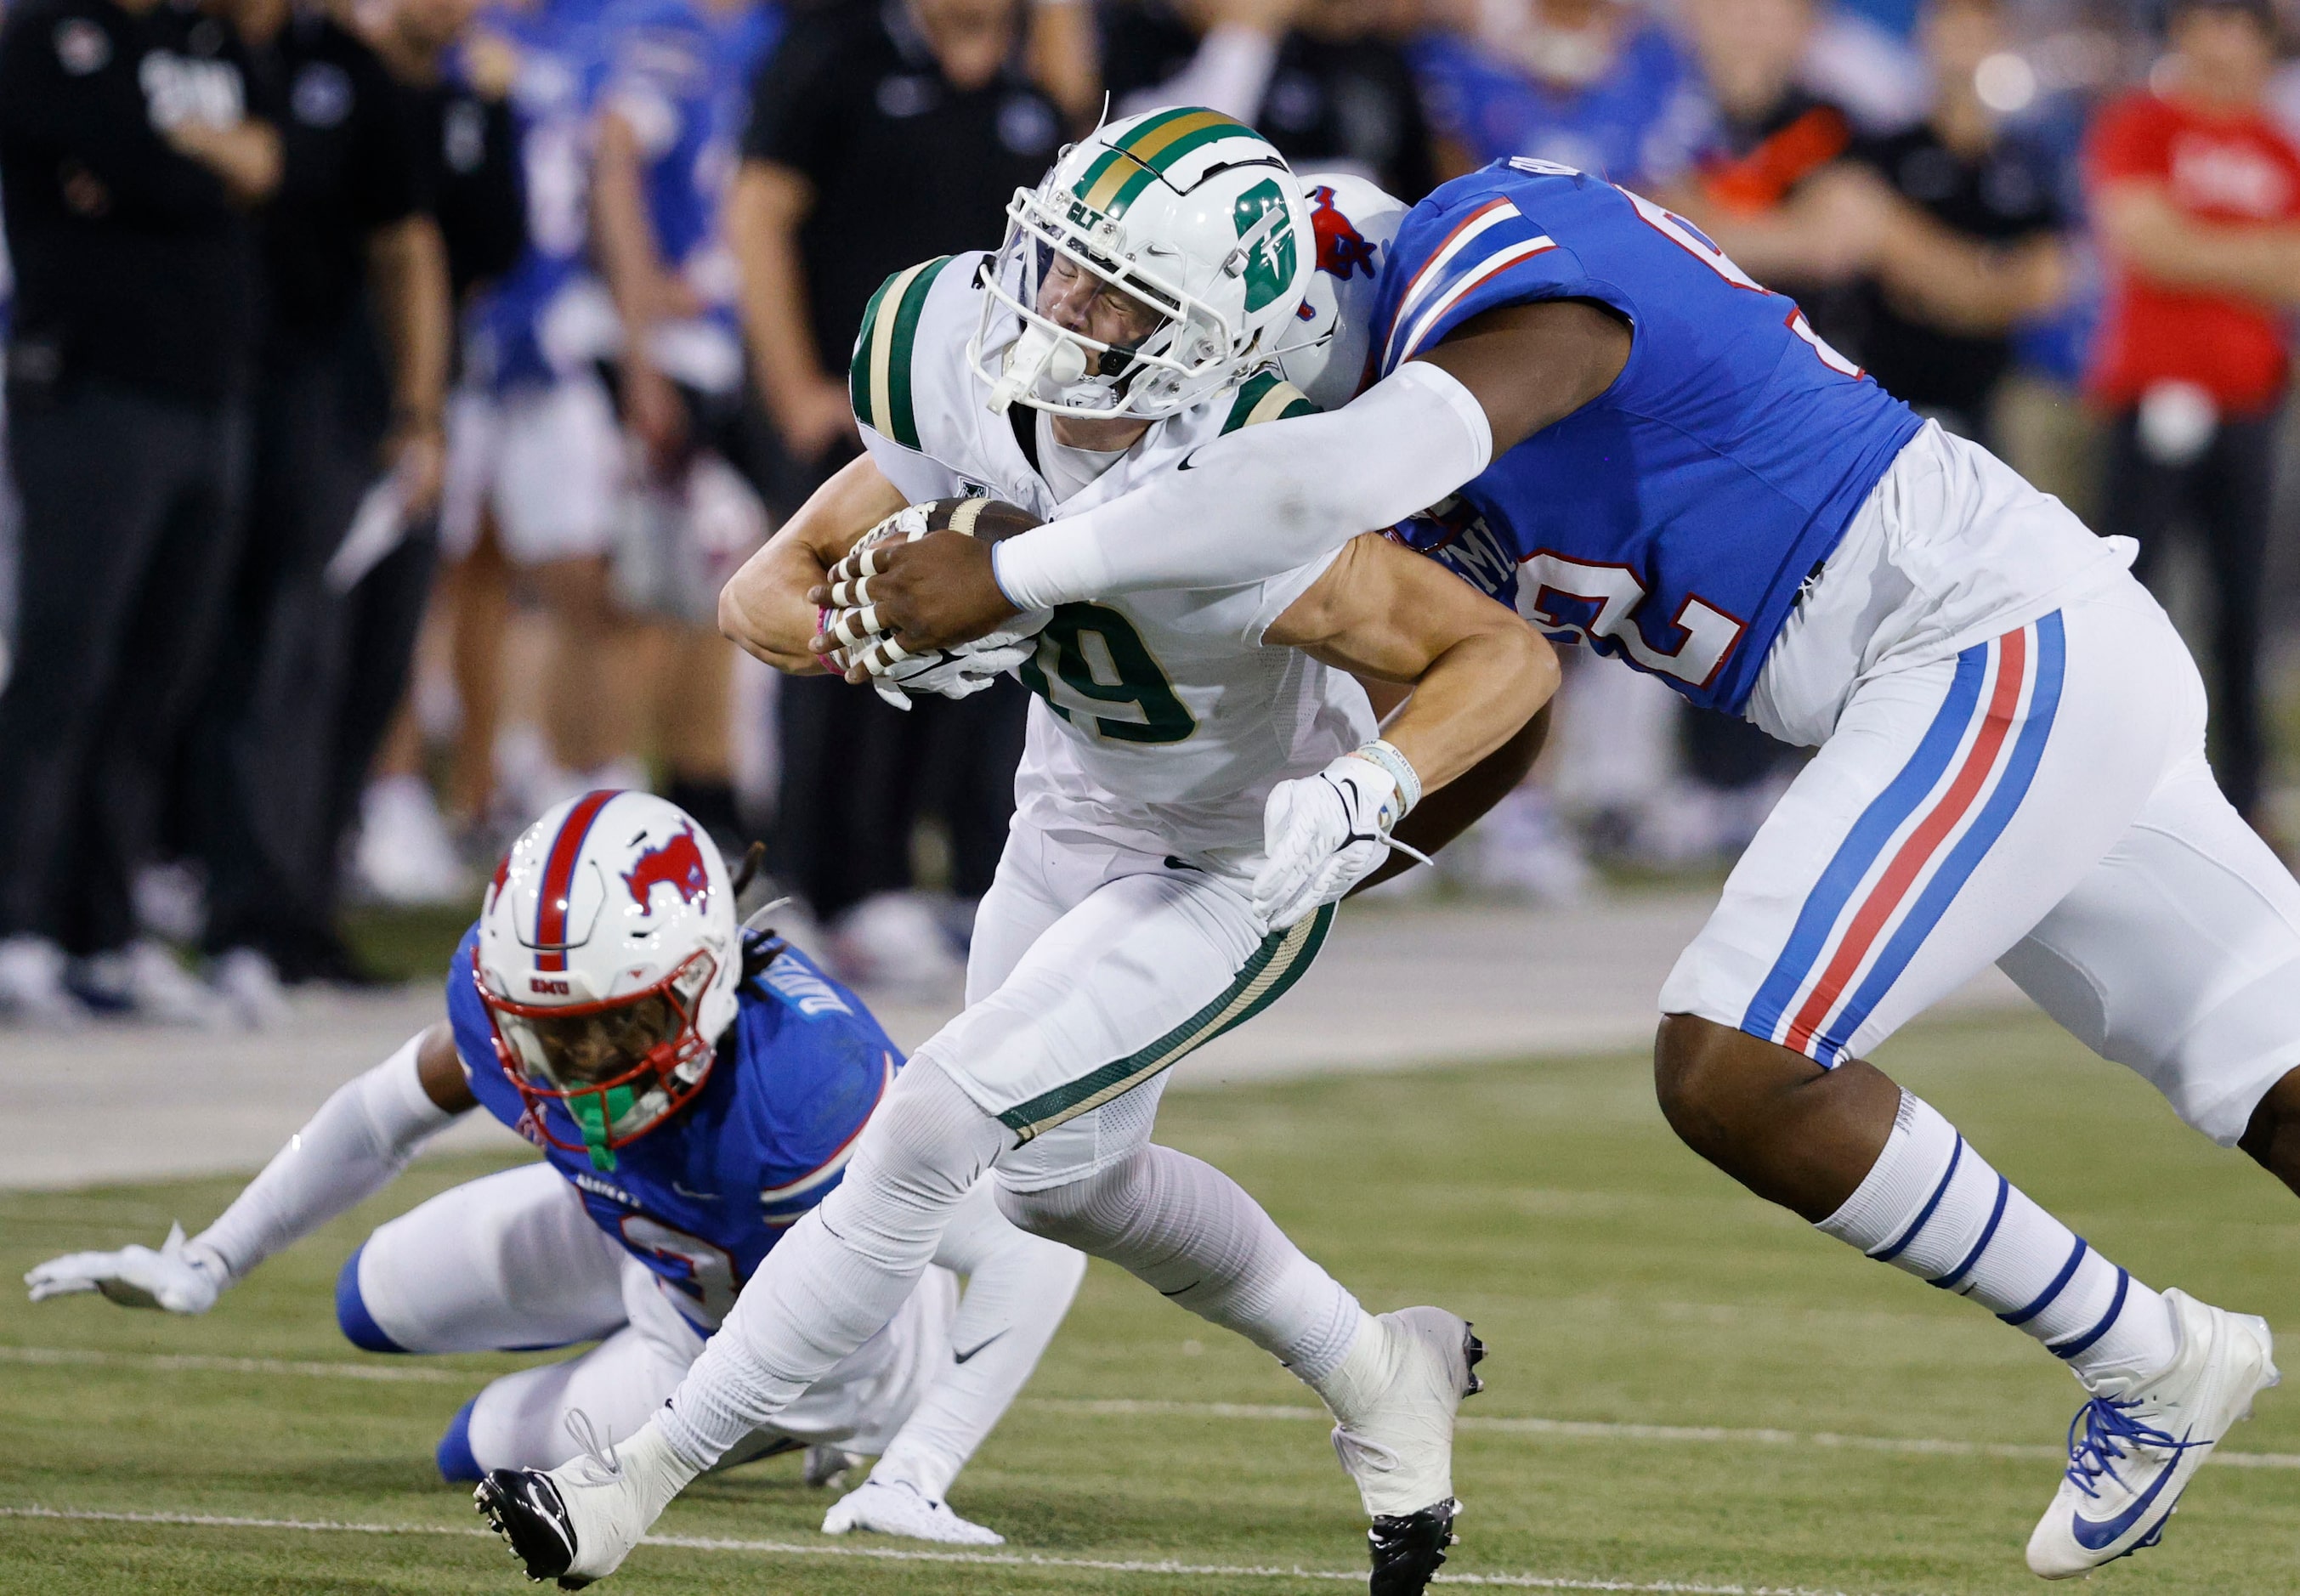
2088,0,2300,826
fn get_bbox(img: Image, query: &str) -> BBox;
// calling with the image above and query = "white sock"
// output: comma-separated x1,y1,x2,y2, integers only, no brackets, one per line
658,1064,1005,1469
1820,1091,2176,1385
998,1145,1364,1382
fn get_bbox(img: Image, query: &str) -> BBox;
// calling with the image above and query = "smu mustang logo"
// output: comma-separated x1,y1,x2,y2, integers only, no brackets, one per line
1310,185,1377,280
623,823,711,913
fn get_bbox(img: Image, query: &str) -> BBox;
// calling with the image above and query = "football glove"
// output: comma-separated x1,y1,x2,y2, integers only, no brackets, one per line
821,1477,1004,1545
1255,747,1419,929
25,1222,227,1314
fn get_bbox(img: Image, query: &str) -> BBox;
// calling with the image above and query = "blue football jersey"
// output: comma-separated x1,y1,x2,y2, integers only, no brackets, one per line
449,926,901,1330
596,0,779,286
1374,159,1924,714
1410,23,1718,188
464,0,612,390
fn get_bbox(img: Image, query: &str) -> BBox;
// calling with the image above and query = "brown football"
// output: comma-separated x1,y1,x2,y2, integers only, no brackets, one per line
918,497,1043,541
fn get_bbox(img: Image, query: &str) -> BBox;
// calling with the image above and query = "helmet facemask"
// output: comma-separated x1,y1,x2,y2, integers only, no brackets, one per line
479,948,719,1172
972,177,1260,421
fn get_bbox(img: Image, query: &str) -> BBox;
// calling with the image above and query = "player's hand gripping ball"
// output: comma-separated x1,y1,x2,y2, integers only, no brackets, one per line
818,498,1051,709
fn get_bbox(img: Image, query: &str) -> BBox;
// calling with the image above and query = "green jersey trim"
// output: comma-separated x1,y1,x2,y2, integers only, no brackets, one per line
849,255,954,451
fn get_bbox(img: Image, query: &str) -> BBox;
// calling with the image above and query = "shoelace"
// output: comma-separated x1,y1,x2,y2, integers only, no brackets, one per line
564,1410,624,1486
2063,1395,2193,1499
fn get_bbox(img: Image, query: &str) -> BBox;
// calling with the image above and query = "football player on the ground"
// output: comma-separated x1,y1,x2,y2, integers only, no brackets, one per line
25,791,1084,1547
831,152,2298,1579
470,113,1560,1594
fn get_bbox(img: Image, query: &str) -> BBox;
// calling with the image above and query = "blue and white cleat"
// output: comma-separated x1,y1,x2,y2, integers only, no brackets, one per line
2025,1288,2277,1580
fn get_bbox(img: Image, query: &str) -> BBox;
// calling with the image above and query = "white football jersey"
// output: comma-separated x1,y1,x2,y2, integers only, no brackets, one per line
849,239,1385,859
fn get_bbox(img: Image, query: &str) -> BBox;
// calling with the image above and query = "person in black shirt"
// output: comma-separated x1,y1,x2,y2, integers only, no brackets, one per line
376,0,525,309
0,0,280,1025
1097,0,1436,202
728,0,1058,982
194,0,451,1010
1836,0,2071,443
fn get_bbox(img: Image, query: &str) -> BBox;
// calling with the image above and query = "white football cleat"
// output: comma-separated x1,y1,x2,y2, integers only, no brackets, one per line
474,1415,699,1588
1319,1306,1486,1595
2026,1288,2277,1580
821,1477,1004,1544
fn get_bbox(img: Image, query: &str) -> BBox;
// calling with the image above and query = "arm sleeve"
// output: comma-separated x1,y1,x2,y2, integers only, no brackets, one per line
868,1180,1087,1503
189,1034,463,1284
992,359,1492,605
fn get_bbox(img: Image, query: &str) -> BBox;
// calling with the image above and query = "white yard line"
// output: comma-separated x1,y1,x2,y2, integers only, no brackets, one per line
0,1504,1879,1595
9,1344,2297,1470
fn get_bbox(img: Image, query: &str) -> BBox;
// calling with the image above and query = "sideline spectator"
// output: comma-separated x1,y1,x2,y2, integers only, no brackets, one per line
0,0,280,1024
1835,0,2071,443
436,0,636,835
196,0,452,1015
1102,0,1436,199
591,0,782,851
1411,0,1715,186
1666,0,1869,292
730,0,1056,986
351,0,531,907
2087,0,2300,824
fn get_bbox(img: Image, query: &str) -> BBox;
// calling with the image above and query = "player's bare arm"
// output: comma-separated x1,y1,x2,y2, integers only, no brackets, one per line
717,453,908,673
415,1021,479,1115
1252,533,1558,927
1265,533,1558,793
837,299,1631,653
25,1026,473,1314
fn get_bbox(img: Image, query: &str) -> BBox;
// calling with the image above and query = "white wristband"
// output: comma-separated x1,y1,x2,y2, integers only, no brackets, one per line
1351,739,1421,817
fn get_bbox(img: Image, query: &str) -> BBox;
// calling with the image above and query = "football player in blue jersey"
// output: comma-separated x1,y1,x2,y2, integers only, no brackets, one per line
842,155,2300,1578
24,790,1085,1547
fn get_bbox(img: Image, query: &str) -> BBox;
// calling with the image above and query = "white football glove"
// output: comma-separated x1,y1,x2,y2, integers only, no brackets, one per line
823,620,1040,710
25,1222,227,1314
821,1477,1005,1545
1255,752,1413,928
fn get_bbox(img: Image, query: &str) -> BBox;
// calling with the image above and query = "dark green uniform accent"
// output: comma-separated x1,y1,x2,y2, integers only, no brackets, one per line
847,255,953,450
998,903,1335,1140
1017,603,1198,745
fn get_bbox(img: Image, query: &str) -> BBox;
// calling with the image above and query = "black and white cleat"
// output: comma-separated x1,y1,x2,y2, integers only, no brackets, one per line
475,1469,587,1589
1368,1497,1461,1595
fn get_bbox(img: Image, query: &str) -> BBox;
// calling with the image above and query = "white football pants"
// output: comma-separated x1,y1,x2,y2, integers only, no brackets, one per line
1665,573,2300,1143
347,1163,959,1473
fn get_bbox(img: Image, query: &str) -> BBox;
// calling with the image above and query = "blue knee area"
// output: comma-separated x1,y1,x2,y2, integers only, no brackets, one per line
334,1243,406,1355
436,1396,483,1483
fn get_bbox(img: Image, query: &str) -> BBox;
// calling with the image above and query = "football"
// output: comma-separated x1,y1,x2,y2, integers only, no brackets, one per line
915,495,1043,542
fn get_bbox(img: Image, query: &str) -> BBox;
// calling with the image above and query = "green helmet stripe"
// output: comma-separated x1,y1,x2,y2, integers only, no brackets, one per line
1074,150,1159,217
1125,112,1265,178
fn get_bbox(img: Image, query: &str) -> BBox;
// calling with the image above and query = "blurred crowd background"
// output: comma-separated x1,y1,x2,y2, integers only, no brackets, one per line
5,0,2300,1027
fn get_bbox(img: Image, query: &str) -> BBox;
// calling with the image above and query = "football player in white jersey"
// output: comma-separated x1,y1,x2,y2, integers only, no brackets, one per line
472,112,1559,1595
819,150,2299,1580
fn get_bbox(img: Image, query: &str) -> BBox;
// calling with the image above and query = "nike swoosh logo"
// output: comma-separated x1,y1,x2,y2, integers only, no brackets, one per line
953,1330,1009,1364
1177,449,1203,471
2070,1439,2188,1551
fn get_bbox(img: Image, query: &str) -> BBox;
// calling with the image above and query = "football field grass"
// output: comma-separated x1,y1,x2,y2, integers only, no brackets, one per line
3,1007,2297,1594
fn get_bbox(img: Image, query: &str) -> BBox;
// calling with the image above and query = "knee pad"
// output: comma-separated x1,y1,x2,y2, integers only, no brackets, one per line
334,1242,406,1355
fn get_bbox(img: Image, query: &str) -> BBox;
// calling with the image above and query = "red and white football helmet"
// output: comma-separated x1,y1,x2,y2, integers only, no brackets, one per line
475,790,740,1170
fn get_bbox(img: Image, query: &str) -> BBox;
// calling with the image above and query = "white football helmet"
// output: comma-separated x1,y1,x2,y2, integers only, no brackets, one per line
1280,172,1409,412
474,790,739,1170
970,106,1314,421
